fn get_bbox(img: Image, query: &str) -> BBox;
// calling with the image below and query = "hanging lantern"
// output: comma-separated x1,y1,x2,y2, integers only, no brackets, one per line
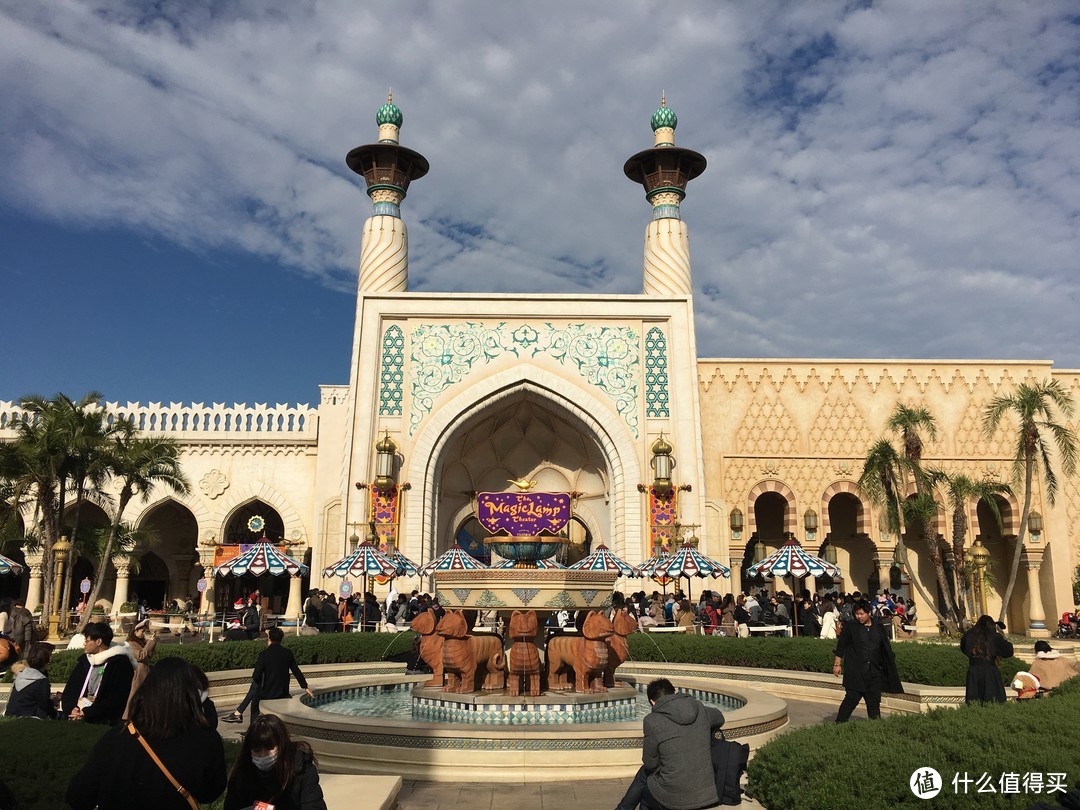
1028,511,1043,538
804,508,818,534
650,433,675,496
729,508,744,536
752,539,766,564
823,541,838,565
374,431,398,490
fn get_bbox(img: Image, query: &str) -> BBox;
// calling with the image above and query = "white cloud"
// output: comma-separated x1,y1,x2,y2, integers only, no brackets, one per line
0,0,1078,367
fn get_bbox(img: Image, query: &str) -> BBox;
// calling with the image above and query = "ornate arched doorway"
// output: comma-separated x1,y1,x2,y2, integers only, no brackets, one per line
431,396,610,567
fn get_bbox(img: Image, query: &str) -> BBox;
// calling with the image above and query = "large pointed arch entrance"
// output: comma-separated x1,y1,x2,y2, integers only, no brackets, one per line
403,373,642,569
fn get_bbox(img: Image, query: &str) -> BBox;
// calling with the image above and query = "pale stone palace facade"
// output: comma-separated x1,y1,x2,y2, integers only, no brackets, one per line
3,100,1077,634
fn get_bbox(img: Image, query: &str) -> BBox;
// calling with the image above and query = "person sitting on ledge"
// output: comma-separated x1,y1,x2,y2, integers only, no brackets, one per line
615,678,725,810
61,621,135,725
1029,640,1080,690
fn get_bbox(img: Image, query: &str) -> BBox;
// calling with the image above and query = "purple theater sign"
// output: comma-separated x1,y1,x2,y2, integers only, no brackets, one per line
477,492,572,537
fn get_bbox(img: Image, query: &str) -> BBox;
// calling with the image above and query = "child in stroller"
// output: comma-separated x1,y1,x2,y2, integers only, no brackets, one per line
1056,610,1078,639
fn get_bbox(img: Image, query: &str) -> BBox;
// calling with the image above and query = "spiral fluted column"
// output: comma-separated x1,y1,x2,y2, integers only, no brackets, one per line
359,215,410,292
643,218,692,296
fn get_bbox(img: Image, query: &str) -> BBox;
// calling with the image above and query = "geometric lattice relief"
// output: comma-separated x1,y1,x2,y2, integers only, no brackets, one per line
736,395,799,454
955,396,1015,458
644,327,670,418
378,325,405,416
808,395,873,456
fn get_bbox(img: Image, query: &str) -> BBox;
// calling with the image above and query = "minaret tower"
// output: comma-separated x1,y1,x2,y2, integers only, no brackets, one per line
346,92,430,292
623,96,707,296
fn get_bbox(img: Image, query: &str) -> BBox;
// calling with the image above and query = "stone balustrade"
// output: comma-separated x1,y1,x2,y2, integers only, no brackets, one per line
0,400,318,441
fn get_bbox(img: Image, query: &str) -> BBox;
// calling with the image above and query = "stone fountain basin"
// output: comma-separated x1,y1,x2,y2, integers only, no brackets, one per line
434,569,620,611
266,670,788,782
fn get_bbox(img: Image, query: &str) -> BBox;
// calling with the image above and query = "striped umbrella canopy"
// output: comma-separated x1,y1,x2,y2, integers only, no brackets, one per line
0,553,24,575
387,550,423,578
420,545,488,575
322,542,397,579
656,543,731,580
653,543,730,601
745,539,841,580
493,557,566,570
567,544,638,576
215,542,308,577
635,550,673,577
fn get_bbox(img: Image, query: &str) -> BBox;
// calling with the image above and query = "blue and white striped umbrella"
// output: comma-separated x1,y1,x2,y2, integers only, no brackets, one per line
493,557,566,570
388,550,423,578
656,543,731,580
567,544,638,576
0,553,24,575
322,542,397,579
420,545,488,575
216,542,308,577
745,539,841,580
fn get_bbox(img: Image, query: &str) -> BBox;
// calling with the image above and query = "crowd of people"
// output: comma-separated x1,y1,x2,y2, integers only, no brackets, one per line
617,586,917,639
0,611,326,809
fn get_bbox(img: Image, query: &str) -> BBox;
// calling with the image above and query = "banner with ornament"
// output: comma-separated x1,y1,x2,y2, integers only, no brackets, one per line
648,487,678,551
371,485,400,583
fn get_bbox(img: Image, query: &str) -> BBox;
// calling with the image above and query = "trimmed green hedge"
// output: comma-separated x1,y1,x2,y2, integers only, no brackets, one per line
45,631,417,683
748,677,1080,809
626,634,1025,687
0,718,241,810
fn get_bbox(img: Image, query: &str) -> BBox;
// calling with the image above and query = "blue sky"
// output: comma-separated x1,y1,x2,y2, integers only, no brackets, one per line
1,1,1078,405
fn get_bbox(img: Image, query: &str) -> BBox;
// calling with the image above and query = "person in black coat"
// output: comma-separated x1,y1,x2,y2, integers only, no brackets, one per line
60,622,135,725
224,714,326,810
4,642,59,719
832,600,903,722
960,615,1014,703
224,627,314,723
66,657,226,809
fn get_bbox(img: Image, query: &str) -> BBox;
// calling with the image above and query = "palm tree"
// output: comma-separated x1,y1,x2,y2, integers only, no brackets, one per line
983,379,1077,624
76,424,189,633
3,393,99,617
858,438,948,629
884,404,961,629
929,470,1012,624
52,393,116,616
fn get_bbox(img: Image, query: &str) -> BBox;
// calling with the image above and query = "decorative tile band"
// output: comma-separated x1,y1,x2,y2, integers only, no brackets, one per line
378,325,405,416
644,327,670,418
409,322,641,437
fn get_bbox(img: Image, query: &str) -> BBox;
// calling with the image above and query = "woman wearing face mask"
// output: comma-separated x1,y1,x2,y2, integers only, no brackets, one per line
66,657,226,809
224,714,327,810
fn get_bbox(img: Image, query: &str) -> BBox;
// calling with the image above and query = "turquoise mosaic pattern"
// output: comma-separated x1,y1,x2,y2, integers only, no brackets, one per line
544,591,576,608
511,588,540,605
378,326,405,416
409,322,641,436
644,327,670,418
413,695,638,725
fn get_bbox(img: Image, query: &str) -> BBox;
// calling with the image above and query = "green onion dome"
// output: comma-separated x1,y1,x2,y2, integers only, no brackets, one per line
376,100,403,127
651,100,677,131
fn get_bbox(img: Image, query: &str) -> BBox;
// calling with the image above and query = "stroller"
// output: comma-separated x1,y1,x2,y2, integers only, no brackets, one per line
1055,611,1077,639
